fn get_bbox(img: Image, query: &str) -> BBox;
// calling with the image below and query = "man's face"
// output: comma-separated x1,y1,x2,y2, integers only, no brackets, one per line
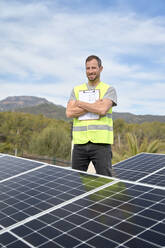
86,59,103,82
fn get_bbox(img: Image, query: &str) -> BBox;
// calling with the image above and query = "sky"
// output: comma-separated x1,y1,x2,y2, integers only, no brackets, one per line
1,0,165,115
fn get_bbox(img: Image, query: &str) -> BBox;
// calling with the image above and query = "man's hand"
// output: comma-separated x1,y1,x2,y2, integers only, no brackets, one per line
76,98,113,116
66,100,87,118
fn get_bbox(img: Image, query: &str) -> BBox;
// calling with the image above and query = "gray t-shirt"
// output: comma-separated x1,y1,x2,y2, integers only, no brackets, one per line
69,83,117,106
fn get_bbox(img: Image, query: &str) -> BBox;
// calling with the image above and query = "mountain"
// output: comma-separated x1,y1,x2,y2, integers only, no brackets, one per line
0,96,51,111
112,112,165,123
17,105,165,123
0,96,165,123
17,103,68,121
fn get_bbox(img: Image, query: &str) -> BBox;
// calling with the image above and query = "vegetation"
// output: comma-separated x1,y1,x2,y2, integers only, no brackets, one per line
17,103,68,121
0,112,71,160
0,113,164,164
112,119,165,163
1,96,165,123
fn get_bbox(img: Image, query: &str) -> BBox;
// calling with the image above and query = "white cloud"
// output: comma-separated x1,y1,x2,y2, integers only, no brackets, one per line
116,81,165,115
0,81,69,106
0,0,165,115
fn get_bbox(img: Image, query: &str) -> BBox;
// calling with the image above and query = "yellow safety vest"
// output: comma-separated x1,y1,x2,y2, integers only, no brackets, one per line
73,81,113,144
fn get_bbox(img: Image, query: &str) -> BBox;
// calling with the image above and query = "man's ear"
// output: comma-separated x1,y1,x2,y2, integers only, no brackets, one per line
100,66,103,72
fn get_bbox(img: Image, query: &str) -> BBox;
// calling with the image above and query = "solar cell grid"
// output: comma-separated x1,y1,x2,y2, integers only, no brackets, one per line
112,169,146,181
0,231,32,248
0,165,113,230
113,153,165,183
0,155,44,181
114,153,165,170
0,153,165,248
140,168,165,186
5,181,164,248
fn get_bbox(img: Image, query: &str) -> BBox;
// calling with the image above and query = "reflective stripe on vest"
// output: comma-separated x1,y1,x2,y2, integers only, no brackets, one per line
101,113,112,118
73,125,113,131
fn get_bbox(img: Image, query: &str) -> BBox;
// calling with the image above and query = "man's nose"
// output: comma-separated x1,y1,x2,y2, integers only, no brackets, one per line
88,68,93,73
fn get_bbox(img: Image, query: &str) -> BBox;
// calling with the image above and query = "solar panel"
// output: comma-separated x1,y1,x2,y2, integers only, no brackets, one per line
139,168,165,187
113,153,165,186
1,181,165,247
0,153,165,248
0,163,113,230
0,155,44,182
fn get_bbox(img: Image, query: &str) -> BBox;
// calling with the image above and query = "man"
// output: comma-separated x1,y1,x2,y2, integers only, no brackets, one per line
66,55,117,176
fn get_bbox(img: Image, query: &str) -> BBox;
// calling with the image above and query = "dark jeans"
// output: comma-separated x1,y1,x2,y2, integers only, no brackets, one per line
72,142,113,177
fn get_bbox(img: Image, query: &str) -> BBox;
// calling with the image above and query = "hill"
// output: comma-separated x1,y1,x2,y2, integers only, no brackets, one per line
0,96,51,111
0,96,165,123
113,112,165,123
16,104,165,123
17,103,68,121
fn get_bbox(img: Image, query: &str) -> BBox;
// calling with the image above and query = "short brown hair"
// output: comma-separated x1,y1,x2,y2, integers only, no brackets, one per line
86,55,102,67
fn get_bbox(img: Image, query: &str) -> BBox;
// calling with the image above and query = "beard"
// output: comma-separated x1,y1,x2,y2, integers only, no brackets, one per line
87,74,98,81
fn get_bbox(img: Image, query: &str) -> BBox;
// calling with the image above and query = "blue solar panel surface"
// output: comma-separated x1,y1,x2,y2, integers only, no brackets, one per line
0,162,113,229
0,153,165,248
113,153,165,186
0,155,44,181
139,167,165,187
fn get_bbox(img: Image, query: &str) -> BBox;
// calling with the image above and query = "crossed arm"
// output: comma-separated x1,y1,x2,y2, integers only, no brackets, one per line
66,98,113,118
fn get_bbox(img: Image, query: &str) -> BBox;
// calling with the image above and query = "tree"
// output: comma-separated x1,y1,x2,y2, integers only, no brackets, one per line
112,132,162,164
114,119,126,148
29,125,71,160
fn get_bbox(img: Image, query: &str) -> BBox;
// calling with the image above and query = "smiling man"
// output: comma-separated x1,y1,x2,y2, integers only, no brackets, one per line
66,55,117,176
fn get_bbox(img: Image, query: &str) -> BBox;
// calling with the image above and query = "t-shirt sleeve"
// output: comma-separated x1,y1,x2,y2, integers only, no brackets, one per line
103,86,117,106
68,88,76,101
